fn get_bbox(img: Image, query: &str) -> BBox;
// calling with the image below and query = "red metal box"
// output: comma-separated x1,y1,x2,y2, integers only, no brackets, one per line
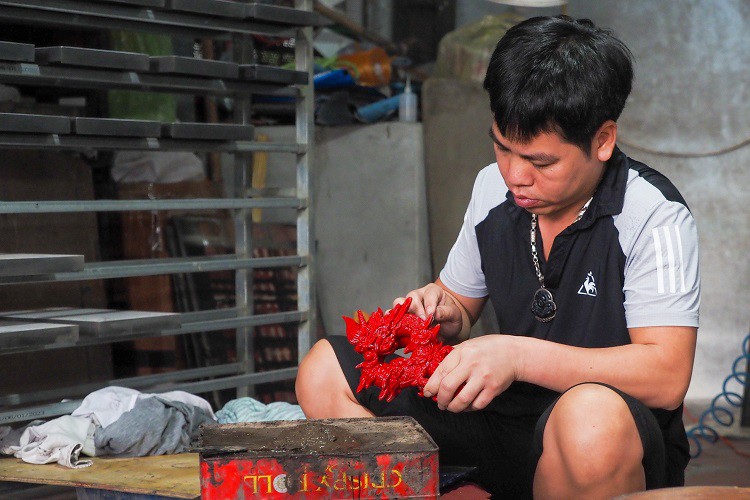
198,416,439,499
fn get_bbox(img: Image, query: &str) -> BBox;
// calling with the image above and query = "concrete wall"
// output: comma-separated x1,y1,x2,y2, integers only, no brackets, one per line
246,124,432,338
314,123,432,333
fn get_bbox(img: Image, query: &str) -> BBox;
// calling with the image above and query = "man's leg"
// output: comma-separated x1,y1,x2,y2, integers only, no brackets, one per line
296,339,373,418
299,337,545,496
533,383,646,499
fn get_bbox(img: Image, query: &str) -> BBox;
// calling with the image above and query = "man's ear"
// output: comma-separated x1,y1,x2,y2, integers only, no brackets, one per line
593,120,617,162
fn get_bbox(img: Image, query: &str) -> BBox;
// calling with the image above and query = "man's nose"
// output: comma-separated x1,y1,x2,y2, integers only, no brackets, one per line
506,156,534,186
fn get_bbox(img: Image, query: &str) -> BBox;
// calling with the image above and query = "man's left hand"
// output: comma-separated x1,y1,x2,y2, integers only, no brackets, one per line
422,335,519,412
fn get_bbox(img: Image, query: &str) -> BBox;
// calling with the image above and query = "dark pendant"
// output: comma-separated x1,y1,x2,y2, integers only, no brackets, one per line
531,287,556,322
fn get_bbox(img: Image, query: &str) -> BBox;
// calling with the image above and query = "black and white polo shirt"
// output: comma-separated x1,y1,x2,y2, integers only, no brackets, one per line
439,146,700,431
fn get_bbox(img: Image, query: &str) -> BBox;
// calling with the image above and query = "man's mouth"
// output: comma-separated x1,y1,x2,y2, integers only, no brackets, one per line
513,194,540,208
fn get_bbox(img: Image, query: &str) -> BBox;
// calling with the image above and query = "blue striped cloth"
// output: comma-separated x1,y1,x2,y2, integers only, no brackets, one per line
216,397,306,424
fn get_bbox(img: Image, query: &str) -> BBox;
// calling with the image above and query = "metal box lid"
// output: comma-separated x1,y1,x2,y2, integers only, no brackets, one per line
198,416,438,458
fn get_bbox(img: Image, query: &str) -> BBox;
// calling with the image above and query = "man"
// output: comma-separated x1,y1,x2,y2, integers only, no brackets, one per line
297,15,699,498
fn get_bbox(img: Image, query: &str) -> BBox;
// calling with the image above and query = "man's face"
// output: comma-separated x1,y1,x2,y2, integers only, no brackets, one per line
489,123,607,221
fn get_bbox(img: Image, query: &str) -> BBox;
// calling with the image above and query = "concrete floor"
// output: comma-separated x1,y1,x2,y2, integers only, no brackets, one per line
684,400,750,489
685,436,750,489
4,403,749,498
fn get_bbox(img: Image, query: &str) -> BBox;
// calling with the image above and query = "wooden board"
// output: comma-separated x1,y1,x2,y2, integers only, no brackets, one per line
621,486,750,499
0,454,200,499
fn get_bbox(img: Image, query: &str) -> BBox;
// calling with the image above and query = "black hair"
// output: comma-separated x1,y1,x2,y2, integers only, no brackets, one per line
483,15,634,154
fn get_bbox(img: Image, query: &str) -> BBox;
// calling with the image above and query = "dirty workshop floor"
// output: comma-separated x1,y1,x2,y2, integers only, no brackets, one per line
3,401,749,499
682,400,750,489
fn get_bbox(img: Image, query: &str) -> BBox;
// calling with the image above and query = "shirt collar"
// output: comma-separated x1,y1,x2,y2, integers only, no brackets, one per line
579,145,628,227
503,145,629,227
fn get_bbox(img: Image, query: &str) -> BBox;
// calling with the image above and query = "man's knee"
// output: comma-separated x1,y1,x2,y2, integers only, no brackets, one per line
296,338,370,419
542,383,643,485
296,339,337,410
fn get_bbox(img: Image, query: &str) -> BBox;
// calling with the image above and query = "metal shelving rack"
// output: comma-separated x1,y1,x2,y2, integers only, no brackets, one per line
0,0,316,424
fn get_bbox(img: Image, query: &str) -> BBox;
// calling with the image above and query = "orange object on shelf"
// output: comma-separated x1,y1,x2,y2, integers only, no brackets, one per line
336,47,392,86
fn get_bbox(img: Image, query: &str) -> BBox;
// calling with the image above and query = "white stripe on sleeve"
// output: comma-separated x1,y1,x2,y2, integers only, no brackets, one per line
674,225,686,292
662,225,677,293
652,227,665,294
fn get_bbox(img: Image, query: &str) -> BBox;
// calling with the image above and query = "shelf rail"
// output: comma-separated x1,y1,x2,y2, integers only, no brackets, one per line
0,62,299,97
0,197,304,214
0,309,306,355
0,1,304,38
0,254,307,285
0,366,298,425
0,134,304,153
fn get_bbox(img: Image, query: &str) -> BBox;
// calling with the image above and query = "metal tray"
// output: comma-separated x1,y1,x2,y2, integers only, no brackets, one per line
239,64,307,85
35,46,150,72
149,55,239,79
99,0,166,7
244,3,322,26
0,253,83,276
73,117,161,137
0,113,71,134
162,122,254,140
166,0,245,18
0,41,34,62
0,320,78,352
1,308,181,338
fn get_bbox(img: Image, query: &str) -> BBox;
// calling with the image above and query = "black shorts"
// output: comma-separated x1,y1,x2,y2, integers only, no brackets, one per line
328,335,676,498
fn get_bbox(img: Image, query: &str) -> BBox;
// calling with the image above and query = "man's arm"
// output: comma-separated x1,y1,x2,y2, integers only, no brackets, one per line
515,326,696,409
423,325,696,412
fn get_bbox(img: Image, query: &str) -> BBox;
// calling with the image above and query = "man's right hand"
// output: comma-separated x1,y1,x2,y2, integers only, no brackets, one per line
393,282,468,341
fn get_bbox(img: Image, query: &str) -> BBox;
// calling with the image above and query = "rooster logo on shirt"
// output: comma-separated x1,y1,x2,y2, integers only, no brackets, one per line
578,271,597,297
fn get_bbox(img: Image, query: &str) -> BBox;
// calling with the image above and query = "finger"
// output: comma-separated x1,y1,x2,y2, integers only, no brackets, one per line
468,388,497,411
422,349,460,399
435,362,471,410
446,378,482,413
405,291,428,319
434,304,461,324
422,286,444,317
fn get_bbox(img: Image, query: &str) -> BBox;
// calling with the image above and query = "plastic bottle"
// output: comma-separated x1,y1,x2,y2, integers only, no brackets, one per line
399,77,418,123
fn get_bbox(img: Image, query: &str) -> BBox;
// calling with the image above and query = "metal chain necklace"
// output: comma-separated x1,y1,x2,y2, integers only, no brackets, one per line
530,196,594,322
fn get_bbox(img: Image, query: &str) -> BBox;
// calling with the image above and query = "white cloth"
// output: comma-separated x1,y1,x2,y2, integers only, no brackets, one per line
155,390,216,419
1,388,214,469
71,386,215,428
4,416,95,468
112,151,204,184
71,386,141,428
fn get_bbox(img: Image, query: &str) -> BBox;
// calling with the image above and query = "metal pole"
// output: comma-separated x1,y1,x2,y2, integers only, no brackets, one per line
234,33,255,399
296,0,316,362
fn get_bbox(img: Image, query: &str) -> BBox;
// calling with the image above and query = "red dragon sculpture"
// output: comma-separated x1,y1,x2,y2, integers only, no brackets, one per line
343,297,454,402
